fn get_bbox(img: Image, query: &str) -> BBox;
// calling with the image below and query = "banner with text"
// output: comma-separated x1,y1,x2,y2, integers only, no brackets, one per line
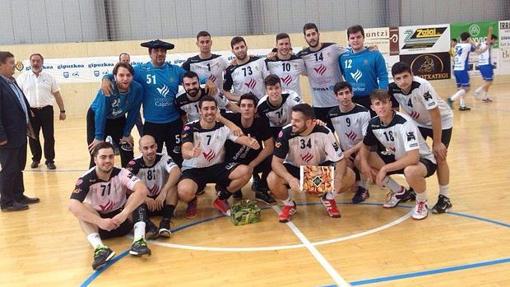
400,52,451,80
399,24,450,55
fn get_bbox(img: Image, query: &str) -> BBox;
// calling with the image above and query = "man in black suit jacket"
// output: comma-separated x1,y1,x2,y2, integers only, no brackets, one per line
0,51,40,212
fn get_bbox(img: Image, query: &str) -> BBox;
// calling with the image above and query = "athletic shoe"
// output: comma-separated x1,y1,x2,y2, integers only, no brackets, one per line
412,201,429,220
30,161,39,168
383,187,413,208
158,218,172,238
352,186,370,204
46,162,56,170
278,202,297,223
400,188,416,202
255,191,276,205
447,97,453,108
233,190,243,200
431,194,452,214
482,98,493,103
320,195,341,218
185,197,198,219
213,198,231,216
92,246,115,270
145,219,159,240
129,238,151,256
458,106,471,111
251,175,269,192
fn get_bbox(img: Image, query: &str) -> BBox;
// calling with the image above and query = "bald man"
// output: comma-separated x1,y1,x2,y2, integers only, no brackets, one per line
126,135,181,238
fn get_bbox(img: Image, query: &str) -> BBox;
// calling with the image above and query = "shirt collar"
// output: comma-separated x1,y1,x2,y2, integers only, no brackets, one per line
0,74,15,83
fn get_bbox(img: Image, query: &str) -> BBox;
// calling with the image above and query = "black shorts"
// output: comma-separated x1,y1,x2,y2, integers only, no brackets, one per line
181,162,240,192
98,208,133,239
418,127,453,148
381,155,437,178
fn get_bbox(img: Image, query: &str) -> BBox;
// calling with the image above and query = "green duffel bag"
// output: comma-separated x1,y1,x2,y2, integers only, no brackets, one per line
231,200,262,226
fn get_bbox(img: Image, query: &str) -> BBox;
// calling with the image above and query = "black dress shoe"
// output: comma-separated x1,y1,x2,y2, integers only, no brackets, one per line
1,202,29,212
46,162,56,170
31,161,40,168
18,195,40,205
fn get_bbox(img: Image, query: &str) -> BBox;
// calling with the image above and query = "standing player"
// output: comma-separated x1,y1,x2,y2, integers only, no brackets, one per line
223,36,268,101
268,103,355,223
181,31,228,94
68,142,151,270
257,74,302,138
339,25,388,116
390,62,454,214
297,23,346,127
360,90,437,220
177,96,261,216
88,62,143,168
264,33,306,95
127,135,181,238
223,93,276,204
448,32,477,111
328,81,371,203
474,27,498,102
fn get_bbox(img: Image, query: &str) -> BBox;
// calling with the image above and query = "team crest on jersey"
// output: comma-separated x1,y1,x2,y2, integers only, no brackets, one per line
202,149,216,162
332,142,340,151
406,131,416,141
281,75,292,85
423,91,433,101
301,152,314,163
345,131,357,142
99,200,115,212
314,64,327,75
244,78,257,89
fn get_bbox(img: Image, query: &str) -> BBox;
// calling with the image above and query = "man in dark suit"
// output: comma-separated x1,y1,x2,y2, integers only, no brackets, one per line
0,51,40,212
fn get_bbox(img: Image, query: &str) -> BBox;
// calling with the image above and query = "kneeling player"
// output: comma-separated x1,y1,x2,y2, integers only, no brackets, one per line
268,103,355,223
68,142,151,270
127,135,181,238
360,90,437,220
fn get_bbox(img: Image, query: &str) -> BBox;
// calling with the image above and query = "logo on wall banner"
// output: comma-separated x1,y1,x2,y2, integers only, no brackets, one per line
389,27,400,56
400,52,451,80
399,24,450,55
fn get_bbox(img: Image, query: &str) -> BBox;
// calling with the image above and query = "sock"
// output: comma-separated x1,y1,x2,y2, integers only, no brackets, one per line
439,185,449,197
357,179,368,189
459,97,466,107
325,191,335,200
87,233,104,249
474,86,484,94
217,188,232,200
133,221,146,241
416,191,428,202
282,195,294,206
383,177,403,193
161,204,175,220
450,89,465,101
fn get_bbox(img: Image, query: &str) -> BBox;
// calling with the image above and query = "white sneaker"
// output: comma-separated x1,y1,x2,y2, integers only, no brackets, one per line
412,201,429,220
383,187,408,208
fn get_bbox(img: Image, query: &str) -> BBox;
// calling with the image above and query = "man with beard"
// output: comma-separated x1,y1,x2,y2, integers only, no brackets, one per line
297,23,346,129
69,142,151,270
223,36,267,101
17,53,66,170
268,103,355,223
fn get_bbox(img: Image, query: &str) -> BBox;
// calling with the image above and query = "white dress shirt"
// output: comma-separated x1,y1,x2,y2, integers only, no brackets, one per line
16,70,60,108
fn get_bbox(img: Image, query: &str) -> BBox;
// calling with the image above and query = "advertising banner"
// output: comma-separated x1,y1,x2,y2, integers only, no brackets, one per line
400,52,451,80
497,20,510,74
399,24,450,55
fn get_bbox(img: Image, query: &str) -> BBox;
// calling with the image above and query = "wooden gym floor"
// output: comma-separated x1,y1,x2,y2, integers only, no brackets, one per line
0,79,509,287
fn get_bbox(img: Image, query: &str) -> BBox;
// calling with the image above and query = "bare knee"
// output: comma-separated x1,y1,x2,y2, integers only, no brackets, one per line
177,180,197,202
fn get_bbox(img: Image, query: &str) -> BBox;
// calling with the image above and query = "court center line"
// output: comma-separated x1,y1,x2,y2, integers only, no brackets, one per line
271,205,351,287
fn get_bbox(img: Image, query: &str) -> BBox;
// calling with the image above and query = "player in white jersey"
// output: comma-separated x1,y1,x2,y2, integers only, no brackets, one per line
474,26,498,102
68,142,151,270
257,74,303,138
263,33,306,95
223,36,266,101
268,103,355,222
176,71,237,123
328,82,371,203
127,135,181,238
360,90,437,220
178,96,261,216
390,62,454,214
448,32,478,111
181,31,228,95
297,23,346,128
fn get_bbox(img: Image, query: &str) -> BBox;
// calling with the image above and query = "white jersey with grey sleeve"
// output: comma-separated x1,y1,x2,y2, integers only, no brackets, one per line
126,153,178,198
328,104,371,151
257,90,302,128
263,55,306,95
181,54,229,91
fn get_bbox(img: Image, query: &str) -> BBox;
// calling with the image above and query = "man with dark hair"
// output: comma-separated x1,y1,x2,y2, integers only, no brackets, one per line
390,61,454,214
360,90,437,220
339,24,388,116
69,142,151,270
223,36,266,101
17,53,66,170
268,103,355,223
88,62,143,168
178,96,261,216
474,26,498,102
223,93,276,203
264,33,305,95
0,51,39,212
328,81,371,203
257,74,302,138
181,31,227,95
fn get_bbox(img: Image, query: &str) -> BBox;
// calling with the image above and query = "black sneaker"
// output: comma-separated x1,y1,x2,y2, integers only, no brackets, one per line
92,246,115,270
158,218,172,238
46,162,56,170
459,106,471,111
129,239,151,256
352,186,370,204
145,220,159,240
30,161,39,168
255,191,276,205
233,190,243,200
400,188,416,202
432,194,452,214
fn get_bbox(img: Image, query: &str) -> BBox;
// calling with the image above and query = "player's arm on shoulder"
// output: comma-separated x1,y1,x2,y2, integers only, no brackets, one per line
217,113,243,136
